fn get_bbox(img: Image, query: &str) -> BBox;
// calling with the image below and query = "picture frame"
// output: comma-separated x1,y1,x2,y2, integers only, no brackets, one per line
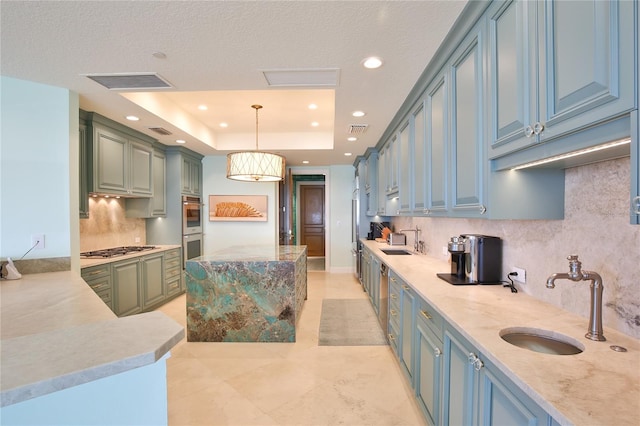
209,195,268,222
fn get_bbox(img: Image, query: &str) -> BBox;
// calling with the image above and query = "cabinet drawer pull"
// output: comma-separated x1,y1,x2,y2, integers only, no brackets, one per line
390,309,397,317
402,285,409,290
420,310,432,320
468,353,484,371
87,270,104,276
434,347,442,358
390,277,397,283
388,333,396,341
479,204,487,215
390,294,398,300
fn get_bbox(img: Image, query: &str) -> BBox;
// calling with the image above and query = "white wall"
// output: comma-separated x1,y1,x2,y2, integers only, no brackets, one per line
328,165,356,272
0,76,78,264
201,156,279,252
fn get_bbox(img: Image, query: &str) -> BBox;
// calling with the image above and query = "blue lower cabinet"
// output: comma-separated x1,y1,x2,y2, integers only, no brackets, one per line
442,324,553,426
415,312,443,426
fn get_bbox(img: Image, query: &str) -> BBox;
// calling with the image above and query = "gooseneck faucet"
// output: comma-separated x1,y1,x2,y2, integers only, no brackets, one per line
399,226,421,253
546,255,606,341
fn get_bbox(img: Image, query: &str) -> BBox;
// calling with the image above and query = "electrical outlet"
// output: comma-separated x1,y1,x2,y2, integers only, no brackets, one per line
134,236,141,243
31,234,45,249
511,267,526,284
442,246,448,256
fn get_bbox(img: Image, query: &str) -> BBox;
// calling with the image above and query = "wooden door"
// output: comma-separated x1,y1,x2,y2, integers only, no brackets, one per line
300,184,324,256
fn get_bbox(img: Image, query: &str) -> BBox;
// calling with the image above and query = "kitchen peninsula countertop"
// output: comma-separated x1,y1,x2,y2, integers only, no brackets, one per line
0,270,184,407
80,244,181,268
362,239,639,426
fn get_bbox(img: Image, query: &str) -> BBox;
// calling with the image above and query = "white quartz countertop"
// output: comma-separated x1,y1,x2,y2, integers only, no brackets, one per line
0,270,184,407
362,239,640,426
80,244,181,268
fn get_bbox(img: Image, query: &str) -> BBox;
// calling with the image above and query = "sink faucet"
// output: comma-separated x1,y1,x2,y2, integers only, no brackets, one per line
399,226,421,253
546,255,605,341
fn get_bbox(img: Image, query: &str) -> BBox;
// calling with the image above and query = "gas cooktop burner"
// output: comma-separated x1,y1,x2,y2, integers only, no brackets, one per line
80,246,156,259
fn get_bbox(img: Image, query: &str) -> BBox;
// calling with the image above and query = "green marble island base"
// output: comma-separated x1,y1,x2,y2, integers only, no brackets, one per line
185,245,307,342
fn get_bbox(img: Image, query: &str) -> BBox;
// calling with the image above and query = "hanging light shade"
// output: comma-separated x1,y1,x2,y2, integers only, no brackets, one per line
227,105,286,182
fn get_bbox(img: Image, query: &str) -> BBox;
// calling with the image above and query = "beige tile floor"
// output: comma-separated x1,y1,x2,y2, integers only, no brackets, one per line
157,271,426,426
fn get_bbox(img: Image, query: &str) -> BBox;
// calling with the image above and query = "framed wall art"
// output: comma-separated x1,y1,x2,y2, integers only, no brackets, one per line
209,195,268,222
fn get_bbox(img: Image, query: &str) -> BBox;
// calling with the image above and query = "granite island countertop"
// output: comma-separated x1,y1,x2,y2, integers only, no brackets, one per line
362,239,640,426
0,270,184,407
193,244,307,263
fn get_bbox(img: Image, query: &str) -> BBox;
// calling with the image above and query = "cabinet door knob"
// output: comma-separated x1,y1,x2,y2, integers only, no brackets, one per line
533,122,545,135
632,196,640,214
524,125,534,138
479,205,487,215
434,347,442,357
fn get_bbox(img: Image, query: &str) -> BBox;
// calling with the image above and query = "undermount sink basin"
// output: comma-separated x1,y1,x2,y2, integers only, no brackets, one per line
380,249,412,255
500,327,584,355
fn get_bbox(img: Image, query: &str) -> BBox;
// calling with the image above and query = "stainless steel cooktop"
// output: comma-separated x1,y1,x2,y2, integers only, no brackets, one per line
80,246,156,259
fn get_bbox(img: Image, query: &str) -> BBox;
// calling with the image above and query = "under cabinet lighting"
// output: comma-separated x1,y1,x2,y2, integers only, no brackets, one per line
511,138,631,170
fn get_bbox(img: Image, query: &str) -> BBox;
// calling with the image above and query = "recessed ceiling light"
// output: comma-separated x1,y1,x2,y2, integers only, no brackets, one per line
311,122,319,127
308,104,318,110
198,105,208,111
352,111,365,117
362,56,383,69
302,160,310,164
220,122,228,128
347,137,357,142
126,115,140,121
344,152,352,156
176,139,186,144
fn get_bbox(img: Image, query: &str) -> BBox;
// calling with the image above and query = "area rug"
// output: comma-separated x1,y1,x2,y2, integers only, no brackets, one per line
318,299,388,346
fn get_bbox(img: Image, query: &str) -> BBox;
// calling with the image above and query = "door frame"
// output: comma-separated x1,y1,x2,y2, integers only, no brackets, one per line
296,181,325,257
289,167,330,269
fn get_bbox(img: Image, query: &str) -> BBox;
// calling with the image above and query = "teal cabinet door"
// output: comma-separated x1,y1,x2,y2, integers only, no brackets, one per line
426,75,448,215
489,0,636,159
129,139,153,196
95,126,128,194
164,248,183,296
633,111,640,225
487,0,536,156
442,327,477,426
478,367,542,426
181,155,202,196
385,135,399,200
126,149,167,218
141,253,165,309
376,146,387,214
398,120,413,213
415,311,443,426
449,24,486,217
79,122,89,218
539,0,635,141
387,273,401,355
112,258,143,317
412,101,427,215
365,152,378,216
389,271,416,382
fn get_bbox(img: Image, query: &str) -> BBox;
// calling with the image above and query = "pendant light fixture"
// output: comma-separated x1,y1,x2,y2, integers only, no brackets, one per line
226,104,286,182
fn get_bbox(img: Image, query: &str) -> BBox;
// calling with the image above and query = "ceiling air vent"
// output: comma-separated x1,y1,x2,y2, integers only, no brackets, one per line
348,124,369,135
148,127,173,136
84,72,172,90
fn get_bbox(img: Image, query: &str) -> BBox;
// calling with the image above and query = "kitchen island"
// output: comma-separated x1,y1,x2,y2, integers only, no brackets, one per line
185,245,307,342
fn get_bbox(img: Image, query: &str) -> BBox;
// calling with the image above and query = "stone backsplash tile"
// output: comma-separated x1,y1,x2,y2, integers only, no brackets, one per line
79,198,146,251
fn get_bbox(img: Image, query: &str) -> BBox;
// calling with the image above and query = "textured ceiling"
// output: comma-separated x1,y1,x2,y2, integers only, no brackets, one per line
1,0,468,167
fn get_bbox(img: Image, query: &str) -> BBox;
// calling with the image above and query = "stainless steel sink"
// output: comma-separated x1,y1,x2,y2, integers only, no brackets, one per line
500,327,584,355
380,249,412,255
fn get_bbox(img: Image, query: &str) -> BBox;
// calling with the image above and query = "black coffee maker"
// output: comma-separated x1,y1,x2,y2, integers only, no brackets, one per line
438,234,502,285
368,221,390,240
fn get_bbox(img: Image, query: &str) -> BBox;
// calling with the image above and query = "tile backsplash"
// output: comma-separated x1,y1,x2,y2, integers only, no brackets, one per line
80,198,146,252
392,157,640,339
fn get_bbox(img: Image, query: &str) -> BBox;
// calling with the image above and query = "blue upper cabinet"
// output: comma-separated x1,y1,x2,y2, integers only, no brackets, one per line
425,74,449,216
488,0,636,160
450,24,487,217
398,120,413,214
